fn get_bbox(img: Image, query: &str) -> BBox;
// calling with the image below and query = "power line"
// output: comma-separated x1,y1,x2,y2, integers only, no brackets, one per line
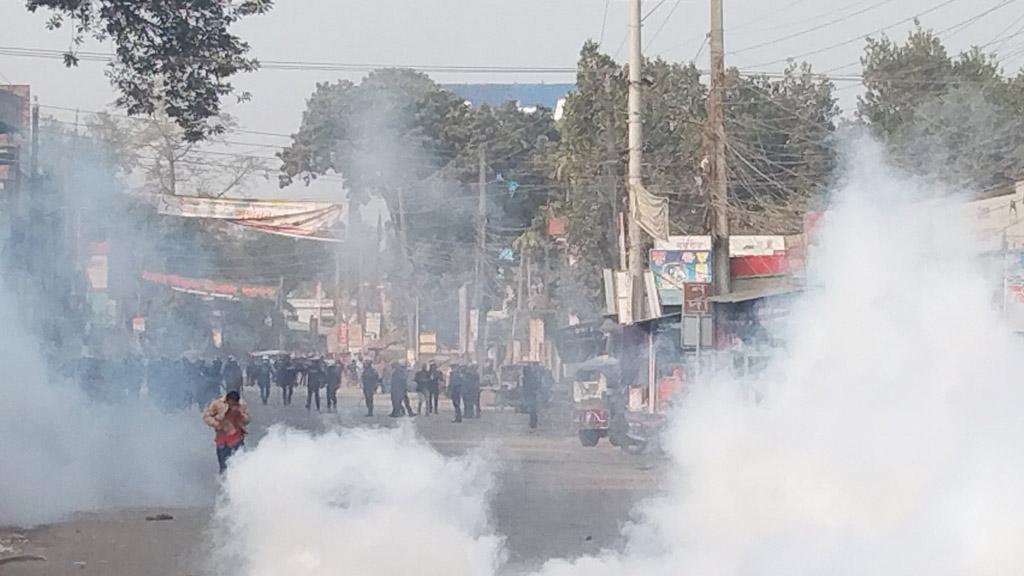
645,0,684,52
728,0,899,56
641,0,670,23
599,0,612,47
746,0,964,69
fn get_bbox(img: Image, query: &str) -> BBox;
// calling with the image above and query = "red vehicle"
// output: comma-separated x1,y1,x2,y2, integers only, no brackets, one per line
573,356,620,447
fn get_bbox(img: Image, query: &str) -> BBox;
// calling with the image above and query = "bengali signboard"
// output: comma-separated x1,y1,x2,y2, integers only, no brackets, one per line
650,249,712,307
141,271,277,300
683,283,711,315
157,195,343,241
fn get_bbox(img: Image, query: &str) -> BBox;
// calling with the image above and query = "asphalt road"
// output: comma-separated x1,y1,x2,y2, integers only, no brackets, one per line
1,386,664,575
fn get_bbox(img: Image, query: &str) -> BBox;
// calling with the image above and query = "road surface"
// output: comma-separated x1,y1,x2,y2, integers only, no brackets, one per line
1,385,665,575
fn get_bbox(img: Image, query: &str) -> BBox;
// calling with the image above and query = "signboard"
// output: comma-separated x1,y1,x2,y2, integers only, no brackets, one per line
682,315,713,348
654,235,711,251
365,312,382,342
86,255,109,291
131,316,146,333
418,332,438,354
613,271,634,324
142,272,277,300
650,249,712,306
683,283,711,315
348,322,364,352
336,322,350,350
157,195,343,242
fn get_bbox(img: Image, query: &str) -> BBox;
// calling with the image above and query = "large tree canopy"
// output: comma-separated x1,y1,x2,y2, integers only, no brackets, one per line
280,69,559,338
551,42,839,310
25,0,272,141
859,24,1024,192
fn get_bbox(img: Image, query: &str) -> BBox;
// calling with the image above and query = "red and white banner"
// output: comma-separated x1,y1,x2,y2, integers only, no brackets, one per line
157,195,343,241
141,271,278,300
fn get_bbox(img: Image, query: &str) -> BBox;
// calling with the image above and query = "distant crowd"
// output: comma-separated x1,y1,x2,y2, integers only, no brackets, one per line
67,352,501,424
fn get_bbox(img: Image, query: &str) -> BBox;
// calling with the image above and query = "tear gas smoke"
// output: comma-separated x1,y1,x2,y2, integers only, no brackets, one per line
540,140,1024,576
214,140,1024,575
0,280,215,527
210,426,503,576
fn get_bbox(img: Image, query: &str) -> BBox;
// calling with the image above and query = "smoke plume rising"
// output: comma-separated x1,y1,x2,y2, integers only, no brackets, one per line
0,284,215,527
211,426,503,576
211,140,1024,575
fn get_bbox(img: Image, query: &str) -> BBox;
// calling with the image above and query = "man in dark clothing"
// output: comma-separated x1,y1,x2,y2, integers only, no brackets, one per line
326,360,342,413
389,362,413,417
448,364,464,423
256,358,273,405
245,356,258,388
223,357,244,394
414,364,432,415
275,357,295,406
464,366,482,419
523,364,541,429
305,359,325,412
427,362,441,415
361,363,381,416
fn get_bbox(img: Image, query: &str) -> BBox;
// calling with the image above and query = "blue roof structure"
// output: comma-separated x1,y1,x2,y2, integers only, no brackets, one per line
444,83,574,109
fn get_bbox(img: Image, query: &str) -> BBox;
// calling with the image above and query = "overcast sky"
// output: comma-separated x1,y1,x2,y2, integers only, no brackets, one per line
1,0,1021,199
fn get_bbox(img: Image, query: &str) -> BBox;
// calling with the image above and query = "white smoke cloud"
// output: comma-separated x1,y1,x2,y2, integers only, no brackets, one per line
210,426,504,576
0,284,215,527
212,140,1024,576
540,139,1024,576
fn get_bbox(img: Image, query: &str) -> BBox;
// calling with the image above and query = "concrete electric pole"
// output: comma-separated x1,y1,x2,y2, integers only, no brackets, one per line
627,0,646,284
474,145,487,370
707,0,731,295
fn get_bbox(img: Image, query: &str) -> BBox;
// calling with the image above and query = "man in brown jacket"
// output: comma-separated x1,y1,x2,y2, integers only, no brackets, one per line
202,390,250,473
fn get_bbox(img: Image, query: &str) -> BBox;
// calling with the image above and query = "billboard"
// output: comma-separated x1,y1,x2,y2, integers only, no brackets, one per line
650,249,712,306
157,195,343,241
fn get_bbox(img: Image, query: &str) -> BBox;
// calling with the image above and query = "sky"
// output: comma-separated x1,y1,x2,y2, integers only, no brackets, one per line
1,0,1023,200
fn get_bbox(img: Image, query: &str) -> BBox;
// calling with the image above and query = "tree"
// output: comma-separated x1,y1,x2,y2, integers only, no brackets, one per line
89,110,270,197
551,43,838,315
280,69,559,343
726,63,839,232
25,0,272,141
859,24,1024,192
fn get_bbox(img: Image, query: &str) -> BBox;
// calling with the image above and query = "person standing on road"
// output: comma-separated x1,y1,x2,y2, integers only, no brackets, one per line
464,365,482,419
414,364,431,415
223,356,244,394
202,390,250,474
276,357,296,406
448,364,464,423
361,363,381,417
522,364,541,429
427,362,441,415
326,359,342,413
305,358,325,412
256,357,273,405
389,361,413,417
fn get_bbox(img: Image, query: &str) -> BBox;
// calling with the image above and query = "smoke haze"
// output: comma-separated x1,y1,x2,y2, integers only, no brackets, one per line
0,280,215,527
211,426,503,576
211,140,1024,575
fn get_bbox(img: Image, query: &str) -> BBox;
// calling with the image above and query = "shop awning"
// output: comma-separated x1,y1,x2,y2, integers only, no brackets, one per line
708,285,803,304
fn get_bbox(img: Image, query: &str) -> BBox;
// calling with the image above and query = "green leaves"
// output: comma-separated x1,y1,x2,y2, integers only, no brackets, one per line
25,0,272,141
859,24,1024,192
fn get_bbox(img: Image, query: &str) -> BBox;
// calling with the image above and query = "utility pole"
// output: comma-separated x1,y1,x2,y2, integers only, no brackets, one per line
474,146,487,371
603,74,625,270
707,0,731,295
627,0,646,281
